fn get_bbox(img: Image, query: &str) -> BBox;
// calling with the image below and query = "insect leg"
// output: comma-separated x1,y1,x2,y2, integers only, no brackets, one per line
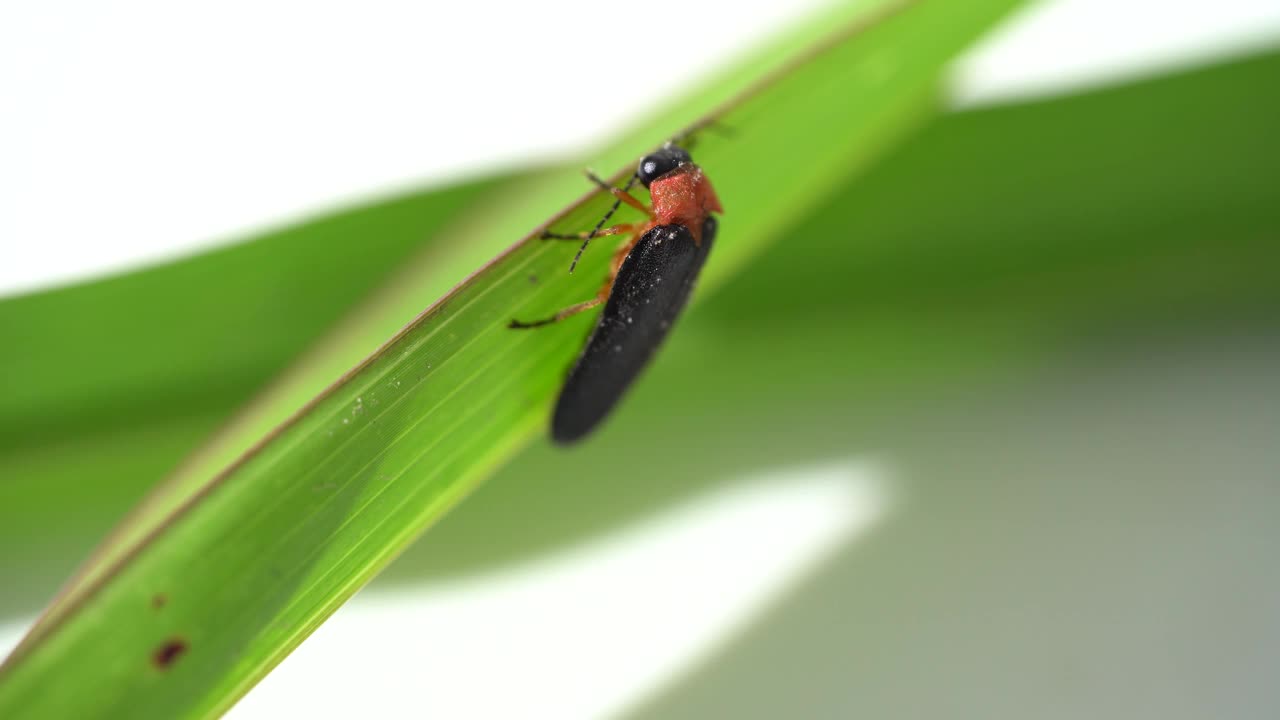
510,227,642,330
564,171,649,274
670,119,736,152
584,171,653,218
541,223,636,241
608,234,640,279
508,297,604,330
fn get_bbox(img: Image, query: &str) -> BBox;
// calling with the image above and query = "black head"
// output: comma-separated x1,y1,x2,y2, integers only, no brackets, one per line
636,144,692,188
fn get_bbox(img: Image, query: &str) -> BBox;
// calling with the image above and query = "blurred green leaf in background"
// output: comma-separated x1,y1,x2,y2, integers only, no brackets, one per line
0,1,1034,716
3,0,1279,717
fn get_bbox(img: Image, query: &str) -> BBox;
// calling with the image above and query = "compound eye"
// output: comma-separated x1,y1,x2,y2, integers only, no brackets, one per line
637,145,693,187
637,155,675,187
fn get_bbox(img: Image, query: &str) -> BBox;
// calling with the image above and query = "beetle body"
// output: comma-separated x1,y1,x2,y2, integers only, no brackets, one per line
512,143,722,445
552,217,717,444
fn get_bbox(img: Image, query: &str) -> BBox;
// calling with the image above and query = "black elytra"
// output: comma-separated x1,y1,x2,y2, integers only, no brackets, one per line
551,216,717,444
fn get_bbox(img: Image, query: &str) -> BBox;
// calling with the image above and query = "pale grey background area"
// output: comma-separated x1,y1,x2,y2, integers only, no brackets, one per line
630,334,1280,719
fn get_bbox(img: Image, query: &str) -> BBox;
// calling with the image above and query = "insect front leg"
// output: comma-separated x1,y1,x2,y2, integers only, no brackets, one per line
585,170,653,219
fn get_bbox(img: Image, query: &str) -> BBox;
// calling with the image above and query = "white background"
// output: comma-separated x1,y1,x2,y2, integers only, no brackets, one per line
3,0,1279,297
2,1,1279,718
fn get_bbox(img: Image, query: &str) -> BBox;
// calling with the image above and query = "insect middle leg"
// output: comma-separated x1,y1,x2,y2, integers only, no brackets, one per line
509,233,638,330
541,223,637,241
508,297,603,329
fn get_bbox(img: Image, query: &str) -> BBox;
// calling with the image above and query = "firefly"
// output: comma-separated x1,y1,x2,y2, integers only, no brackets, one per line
510,142,723,445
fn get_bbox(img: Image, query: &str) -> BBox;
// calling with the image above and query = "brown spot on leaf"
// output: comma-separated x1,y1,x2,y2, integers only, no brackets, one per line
152,637,188,669
151,593,168,610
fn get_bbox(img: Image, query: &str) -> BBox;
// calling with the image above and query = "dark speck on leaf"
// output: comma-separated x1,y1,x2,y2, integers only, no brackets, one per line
153,637,188,669
151,593,167,610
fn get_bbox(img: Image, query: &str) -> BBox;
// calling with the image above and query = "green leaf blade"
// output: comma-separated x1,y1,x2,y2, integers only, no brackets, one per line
0,1,1026,716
